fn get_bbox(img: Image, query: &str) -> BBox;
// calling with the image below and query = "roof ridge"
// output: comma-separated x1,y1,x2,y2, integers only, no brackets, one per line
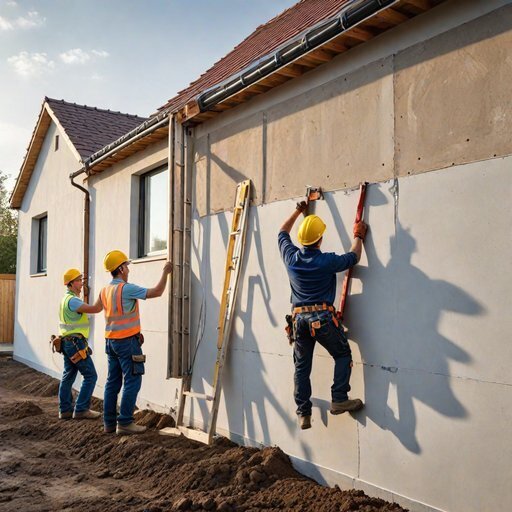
44,96,147,120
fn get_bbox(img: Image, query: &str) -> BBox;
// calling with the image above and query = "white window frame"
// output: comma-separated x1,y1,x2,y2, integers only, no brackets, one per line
138,166,168,258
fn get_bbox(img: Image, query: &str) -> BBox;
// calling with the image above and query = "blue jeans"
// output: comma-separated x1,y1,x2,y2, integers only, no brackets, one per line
104,335,145,428
293,310,352,417
59,337,97,413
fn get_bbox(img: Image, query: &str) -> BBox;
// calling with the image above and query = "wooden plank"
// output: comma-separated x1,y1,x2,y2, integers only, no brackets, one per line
293,56,318,69
183,391,214,401
161,426,210,443
403,0,432,11
308,48,336,63
345,27,375,41
323,40,349,53
275,63,306,78
373,7,410,25
0,277,15,343
159,427,181,437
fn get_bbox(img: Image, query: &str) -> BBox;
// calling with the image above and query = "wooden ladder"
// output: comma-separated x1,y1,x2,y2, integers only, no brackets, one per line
160,179,251,444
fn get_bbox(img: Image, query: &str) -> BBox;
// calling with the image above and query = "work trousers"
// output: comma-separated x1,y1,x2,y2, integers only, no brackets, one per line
293,310,352,417
104,335,145,428
59,337,97,414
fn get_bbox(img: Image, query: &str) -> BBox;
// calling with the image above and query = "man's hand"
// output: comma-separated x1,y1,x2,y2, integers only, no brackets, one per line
163,261,172,275
353,221,368,240
296,200,308,213
280,201,308,233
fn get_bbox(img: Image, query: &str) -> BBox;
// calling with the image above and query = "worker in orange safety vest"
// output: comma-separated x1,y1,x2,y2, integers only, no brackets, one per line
100,250,172,435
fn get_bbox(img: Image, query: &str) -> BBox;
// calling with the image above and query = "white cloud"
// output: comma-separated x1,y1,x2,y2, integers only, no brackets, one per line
60,48,109,65
92,49,109,58
59,48,91,64
0,16,13,30
6,1,18,6
16,10,45,28
0,10,45,30
7,51,55,77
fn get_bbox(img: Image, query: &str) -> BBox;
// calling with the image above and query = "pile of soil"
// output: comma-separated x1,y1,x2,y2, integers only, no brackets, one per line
0,355,407,512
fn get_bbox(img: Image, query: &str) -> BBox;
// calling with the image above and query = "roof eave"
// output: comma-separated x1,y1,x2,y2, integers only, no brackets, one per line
179,0,446,126
9,100,79,209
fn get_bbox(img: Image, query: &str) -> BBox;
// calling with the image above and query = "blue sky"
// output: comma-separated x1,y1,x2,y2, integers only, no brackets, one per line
0,0,297,190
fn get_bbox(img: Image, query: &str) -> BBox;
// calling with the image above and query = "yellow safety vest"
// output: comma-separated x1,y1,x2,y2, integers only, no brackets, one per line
59,291,89,338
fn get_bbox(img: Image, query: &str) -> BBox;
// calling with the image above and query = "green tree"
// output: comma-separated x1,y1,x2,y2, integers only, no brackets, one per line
0,170,18,274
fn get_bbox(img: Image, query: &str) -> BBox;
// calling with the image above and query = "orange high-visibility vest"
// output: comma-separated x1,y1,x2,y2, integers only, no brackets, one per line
100,283,141,339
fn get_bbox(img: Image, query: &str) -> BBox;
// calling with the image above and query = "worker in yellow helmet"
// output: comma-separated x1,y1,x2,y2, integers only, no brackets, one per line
100,250,172,435
278,201,367,430
58,268,103,420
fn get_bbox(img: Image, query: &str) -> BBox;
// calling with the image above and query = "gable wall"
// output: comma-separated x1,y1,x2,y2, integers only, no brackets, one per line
14,122,84,375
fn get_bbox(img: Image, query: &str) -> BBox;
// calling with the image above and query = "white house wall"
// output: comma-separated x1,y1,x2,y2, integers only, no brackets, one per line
87,139,181,411
14,122,84,377
185,3,512,511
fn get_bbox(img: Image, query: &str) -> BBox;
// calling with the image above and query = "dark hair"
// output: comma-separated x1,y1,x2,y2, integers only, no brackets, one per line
111,264,123,278
303,237,322,249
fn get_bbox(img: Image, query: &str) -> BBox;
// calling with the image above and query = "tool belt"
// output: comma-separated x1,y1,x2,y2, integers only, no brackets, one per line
61,334,91,364
292,303,335,316
285,304,340,343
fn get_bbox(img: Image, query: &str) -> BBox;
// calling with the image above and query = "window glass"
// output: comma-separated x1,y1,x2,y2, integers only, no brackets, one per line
38,216,47,272
140,168,168,256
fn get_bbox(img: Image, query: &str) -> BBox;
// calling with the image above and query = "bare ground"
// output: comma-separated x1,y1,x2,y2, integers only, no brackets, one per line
0,355,406,512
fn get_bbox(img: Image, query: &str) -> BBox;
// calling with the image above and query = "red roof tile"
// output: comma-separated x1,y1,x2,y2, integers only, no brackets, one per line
46,97,147,159
157,0,350,114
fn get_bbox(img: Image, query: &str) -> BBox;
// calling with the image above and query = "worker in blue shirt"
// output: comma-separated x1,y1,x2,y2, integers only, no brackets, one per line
278,201,367,430
100,250,172,435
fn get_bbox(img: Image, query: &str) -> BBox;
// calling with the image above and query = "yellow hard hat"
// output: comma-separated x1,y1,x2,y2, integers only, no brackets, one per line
63,268,82,285
103,250,129,272
297,215,326,246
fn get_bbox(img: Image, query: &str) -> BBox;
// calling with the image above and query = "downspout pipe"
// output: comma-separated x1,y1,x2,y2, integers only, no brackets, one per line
70,169,91,303
197,0,396,111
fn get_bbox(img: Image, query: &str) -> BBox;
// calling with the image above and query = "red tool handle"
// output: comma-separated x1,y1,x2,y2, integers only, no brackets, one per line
338,182,367,320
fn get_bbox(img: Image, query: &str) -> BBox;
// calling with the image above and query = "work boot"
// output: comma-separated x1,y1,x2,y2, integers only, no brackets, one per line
330,399,364,415
116,422,147,435
73,409,101,420
59,411,72,420
299,415,312,430
103,424,116,434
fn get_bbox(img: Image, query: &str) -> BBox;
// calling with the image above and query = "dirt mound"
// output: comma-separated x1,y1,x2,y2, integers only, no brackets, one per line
0,357,408,512
0,357,60,397
134,409,176,429
0,400,43,420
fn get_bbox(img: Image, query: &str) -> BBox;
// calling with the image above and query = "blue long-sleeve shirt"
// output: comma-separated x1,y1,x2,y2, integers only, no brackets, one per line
278,231,357,306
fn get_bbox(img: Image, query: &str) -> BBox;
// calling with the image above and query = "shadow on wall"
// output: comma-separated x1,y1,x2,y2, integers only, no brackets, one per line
326,186,484,454
189,198,297,444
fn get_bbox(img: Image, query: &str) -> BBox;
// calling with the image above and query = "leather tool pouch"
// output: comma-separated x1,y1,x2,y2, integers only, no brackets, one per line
132,354,146,376
50,335,62,354
137,333,145,346
285,314,294,345
68,335,88,363
69,348,88,364
310,320,321,337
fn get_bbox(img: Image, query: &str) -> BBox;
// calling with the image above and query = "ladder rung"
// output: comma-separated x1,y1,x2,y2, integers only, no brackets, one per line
183,391,214,401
